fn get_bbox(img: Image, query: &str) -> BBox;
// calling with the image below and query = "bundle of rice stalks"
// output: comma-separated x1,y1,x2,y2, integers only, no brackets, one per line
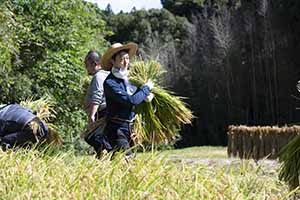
129,60,193,146
20,96,56,122
279,135,300,190
45,128,63,146
20,96,62,146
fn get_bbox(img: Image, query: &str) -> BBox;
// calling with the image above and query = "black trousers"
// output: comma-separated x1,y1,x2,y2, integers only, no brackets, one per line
87,120,134,158
84,109,107,153
0,125,37,150
104,119,134,156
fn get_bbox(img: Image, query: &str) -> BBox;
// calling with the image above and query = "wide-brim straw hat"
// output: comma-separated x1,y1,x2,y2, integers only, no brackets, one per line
101,42,138,71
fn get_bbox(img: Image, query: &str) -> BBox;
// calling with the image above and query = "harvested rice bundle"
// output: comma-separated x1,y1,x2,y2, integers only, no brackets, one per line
279,135,300,190
20,96,56,122
129,60,193,146
20,96,62,146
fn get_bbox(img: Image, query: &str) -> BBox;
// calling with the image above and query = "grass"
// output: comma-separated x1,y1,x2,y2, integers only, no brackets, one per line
279,135,300,190
160,146,227,159
0,146,298,199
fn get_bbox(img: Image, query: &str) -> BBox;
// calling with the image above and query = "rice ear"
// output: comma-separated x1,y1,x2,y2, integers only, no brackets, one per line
20,95,56,122
21,96,63,146
129,60,193,146
46,127,63,146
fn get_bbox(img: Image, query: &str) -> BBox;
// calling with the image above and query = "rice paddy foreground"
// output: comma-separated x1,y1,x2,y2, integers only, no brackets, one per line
0,146,298,199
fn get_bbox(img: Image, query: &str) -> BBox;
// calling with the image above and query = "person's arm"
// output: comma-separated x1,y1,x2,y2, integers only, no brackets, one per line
87,103,99,125
104,79,151,106
87,73,107,124
89,73,106,108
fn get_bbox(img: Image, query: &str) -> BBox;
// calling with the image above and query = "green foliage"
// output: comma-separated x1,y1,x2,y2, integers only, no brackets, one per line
106,12,136,42
0,2,21,101
106,8,190,49
0,0,111,140
161,0,231,9
161,0,205,11
161,0,237,18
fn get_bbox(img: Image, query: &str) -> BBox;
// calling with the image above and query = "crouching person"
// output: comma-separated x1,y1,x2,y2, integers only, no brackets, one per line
0,103,59,150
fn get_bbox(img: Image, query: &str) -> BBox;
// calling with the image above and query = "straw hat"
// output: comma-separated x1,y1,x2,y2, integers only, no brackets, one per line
101,42,138,71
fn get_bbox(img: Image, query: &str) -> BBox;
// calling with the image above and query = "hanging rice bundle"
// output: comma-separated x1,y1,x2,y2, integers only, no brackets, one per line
20,96,62,146
129,60,193,146
279,135,300,190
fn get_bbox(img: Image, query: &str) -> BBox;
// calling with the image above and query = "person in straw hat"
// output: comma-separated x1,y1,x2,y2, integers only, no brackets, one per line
99,42,154,157
0,103,61,150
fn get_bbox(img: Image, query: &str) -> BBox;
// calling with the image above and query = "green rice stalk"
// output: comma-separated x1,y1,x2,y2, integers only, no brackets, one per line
279,135,300,190
129,60,193,146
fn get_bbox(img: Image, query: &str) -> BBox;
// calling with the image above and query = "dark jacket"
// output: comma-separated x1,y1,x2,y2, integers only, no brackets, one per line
0,104,48,138
104,73,150,121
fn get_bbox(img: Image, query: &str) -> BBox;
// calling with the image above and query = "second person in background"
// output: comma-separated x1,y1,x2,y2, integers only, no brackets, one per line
83,50,110,155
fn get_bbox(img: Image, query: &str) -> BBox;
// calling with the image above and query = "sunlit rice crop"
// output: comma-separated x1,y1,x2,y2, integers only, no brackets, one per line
0,148,296,199
129,60,193,146
20,96,62,145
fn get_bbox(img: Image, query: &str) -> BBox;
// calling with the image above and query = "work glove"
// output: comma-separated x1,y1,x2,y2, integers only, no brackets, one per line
144,92,154,102
144,80,154,90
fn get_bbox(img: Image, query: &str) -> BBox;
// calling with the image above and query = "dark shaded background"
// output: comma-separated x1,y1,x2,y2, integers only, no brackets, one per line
105,0,300,147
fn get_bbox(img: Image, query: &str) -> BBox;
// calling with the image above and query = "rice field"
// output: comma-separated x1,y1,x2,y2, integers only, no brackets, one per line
0,146,298,199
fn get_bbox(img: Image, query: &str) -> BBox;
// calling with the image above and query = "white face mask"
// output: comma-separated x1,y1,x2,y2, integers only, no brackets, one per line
111,66,137,95
112,67,129,80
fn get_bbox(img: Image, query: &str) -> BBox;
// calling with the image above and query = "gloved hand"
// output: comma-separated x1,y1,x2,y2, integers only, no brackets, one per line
144,92,154,102
144,80,154,90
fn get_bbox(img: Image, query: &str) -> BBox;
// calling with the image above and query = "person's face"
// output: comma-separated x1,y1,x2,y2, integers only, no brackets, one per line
85,60,99,75
113,51,130,69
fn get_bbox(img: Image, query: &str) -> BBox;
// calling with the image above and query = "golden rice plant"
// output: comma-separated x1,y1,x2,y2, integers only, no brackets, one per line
0,147,296,199
20,95,56,122
279,135,300,190
20,96,62,146
129,60,193,146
